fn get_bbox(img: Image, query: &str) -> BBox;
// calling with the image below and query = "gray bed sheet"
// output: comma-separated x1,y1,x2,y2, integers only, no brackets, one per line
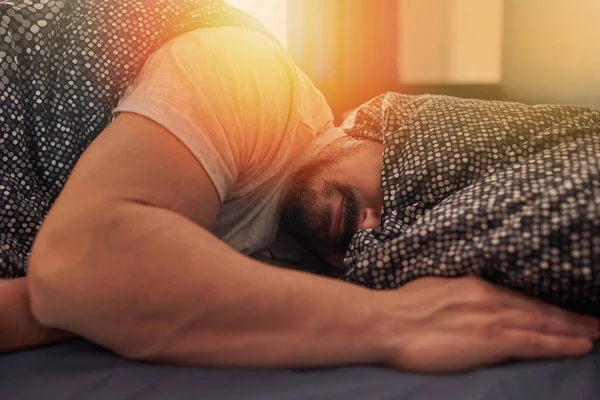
1,339,599,400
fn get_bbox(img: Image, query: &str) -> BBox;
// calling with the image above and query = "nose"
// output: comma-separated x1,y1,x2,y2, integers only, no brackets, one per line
358,207,381,230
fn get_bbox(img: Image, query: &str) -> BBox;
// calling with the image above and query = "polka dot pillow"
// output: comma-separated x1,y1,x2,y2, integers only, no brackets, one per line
342,93,600,315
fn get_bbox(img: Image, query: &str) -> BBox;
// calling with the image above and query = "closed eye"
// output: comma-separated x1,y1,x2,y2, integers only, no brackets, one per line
337,195,346,243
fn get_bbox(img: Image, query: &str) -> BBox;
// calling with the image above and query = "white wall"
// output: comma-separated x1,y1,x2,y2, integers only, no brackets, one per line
445,0,504,84
398,0,504,84
501,0,600,108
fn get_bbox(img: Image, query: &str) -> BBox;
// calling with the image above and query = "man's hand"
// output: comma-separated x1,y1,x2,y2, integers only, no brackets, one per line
374,277,599,373
0,278,71,353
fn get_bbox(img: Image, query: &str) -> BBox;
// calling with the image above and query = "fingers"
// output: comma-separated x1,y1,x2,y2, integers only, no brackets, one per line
490,308,600,340
457,278,600,339
492,286,600,338
395,331,593,374
462,330,594,372
496,329,594,362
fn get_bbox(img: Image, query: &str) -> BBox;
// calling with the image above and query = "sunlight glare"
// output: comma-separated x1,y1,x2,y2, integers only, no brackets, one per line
226,0,288,47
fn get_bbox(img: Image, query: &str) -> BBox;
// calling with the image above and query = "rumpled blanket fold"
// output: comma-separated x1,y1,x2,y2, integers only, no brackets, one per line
342,93,600,314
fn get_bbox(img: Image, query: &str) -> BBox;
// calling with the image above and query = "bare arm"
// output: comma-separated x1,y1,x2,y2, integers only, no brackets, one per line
32,203,384,366
26,113,385,367
27,113,599,370
0,278,70,353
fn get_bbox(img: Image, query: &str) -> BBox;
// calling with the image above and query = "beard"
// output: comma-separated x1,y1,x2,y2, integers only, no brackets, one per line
282,178,360,256
282,135,374,255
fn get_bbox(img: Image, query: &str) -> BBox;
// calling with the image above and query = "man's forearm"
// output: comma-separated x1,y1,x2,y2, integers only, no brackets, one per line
28,202,387,367
0,278,71,353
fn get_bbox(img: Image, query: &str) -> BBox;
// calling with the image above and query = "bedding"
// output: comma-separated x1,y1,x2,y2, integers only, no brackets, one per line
1,339,599,400
342,93,600,315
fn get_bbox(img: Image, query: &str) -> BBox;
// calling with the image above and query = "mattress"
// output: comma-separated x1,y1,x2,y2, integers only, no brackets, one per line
1,339,599,400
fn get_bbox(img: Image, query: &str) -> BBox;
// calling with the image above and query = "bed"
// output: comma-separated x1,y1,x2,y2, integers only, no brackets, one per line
1,180,599,400
1,339,599,400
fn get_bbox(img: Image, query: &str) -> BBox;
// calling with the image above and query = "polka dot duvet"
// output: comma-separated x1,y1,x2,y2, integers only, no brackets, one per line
342,93,600,315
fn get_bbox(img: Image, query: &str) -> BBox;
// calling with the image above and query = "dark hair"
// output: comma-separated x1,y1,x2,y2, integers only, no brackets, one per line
281,135,373,253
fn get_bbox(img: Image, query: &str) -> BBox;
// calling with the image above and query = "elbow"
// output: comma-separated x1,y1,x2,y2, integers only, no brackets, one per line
27,208,98,330
27,232,73,329
28,244,152,360
27,203,182,361
27,210,162,361
27,202,125,327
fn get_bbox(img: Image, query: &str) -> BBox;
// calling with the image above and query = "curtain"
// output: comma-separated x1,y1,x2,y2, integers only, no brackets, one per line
287,0,399,85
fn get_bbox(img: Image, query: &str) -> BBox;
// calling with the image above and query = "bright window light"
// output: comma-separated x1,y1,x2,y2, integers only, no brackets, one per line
226,0,288,47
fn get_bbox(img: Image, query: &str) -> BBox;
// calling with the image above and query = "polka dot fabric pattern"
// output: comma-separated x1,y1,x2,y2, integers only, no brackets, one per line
0,0,276,278
342,93,600,315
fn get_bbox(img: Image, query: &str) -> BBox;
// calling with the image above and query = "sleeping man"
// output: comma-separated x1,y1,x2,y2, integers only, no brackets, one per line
283,93,600,316
1,0,599,372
